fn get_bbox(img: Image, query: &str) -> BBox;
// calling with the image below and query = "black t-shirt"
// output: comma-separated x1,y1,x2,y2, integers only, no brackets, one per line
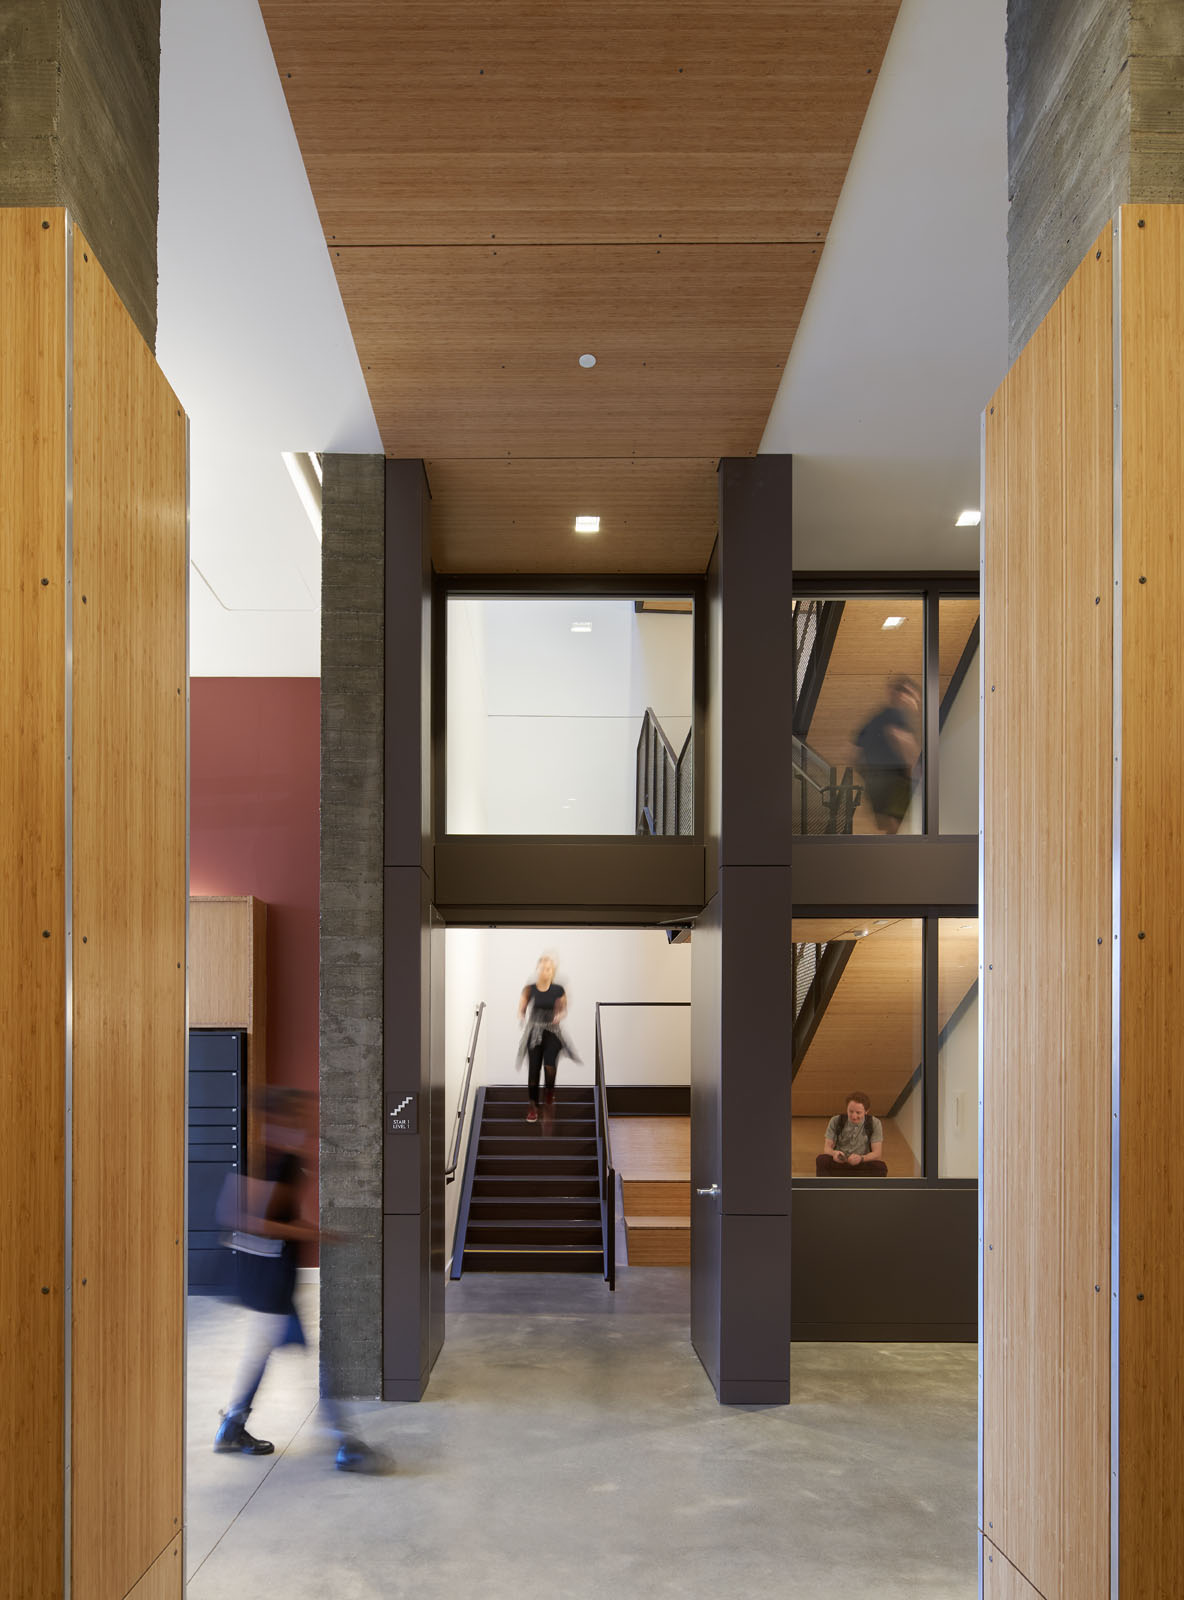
237,1148,302,1314
527,983,565,1025
856,706,912,772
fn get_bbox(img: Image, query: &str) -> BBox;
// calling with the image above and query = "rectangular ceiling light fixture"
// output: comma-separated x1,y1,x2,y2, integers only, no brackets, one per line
881,616,906,629
574,515,600,533
955,508,981,527
570,622,592,633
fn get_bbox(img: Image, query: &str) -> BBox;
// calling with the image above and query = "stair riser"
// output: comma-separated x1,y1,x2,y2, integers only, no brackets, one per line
462,1251,603,1274
483,1087,593,1104
467,1225,603,1247
476,1158,598,1178
480,1137,598,1159
470,1207,601,1225
472,1178,600,1198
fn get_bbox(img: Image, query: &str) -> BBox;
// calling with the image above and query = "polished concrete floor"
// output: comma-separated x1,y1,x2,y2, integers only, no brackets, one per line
186,1270,977,1599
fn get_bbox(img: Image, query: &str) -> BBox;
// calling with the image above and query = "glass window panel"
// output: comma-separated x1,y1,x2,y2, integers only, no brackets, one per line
792,917,923,1177
446,595,694,835
938,917,979,1177
938,597,980,833
792,596,924,836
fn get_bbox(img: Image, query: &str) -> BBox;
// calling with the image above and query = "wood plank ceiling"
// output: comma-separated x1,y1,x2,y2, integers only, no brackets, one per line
259,1,901,573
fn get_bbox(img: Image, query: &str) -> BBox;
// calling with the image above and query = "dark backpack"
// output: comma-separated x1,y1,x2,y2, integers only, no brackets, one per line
834,1112,878,1151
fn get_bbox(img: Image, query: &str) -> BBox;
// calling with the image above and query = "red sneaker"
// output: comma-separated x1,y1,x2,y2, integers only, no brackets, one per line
526,1106,539,1123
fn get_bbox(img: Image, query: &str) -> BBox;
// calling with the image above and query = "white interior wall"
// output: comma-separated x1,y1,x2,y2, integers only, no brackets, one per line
446,599,693,833
445,600,489,832
938,987,979,1178
894,1075,924,1169
939,643,980,833
442,925,692,1258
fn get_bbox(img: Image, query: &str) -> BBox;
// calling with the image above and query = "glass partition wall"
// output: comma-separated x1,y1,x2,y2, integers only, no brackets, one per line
445,593,695,836
792,579,979,837
791,914,979,1183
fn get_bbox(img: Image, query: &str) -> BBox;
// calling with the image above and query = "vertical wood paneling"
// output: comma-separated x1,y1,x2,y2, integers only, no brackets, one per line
0,208,68,1600
982,230,1112,1598
1117,202,1184,1599
1055,226,1113,1600
124,1535,183,1600
982,1539,1047,1599
69,229,187,1600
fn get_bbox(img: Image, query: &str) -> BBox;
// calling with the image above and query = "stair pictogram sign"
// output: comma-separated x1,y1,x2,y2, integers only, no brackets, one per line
387,1093,418,1135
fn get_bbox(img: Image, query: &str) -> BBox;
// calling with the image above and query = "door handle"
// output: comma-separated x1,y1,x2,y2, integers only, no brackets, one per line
696,1184,721,1197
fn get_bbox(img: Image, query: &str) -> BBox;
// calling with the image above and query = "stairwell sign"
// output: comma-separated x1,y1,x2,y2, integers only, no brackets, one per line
387,1094,418,1135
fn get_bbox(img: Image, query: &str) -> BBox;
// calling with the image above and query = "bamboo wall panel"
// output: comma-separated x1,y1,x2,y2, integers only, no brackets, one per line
189,896,253,1024
124,1535,182,1600
260,1,899,245
333,244,816,459
982,1540,1046,1600
0,209,67,1600
1116,203,1184,1598
426,457,718,574
69,229,187,1600
982,232,1111,1600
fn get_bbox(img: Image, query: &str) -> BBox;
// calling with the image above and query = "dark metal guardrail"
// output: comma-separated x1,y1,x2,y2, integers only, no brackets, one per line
636,707,693,836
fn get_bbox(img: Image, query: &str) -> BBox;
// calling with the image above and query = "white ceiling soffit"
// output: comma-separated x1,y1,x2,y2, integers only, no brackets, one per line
157,0,381,677
761,0,1008,571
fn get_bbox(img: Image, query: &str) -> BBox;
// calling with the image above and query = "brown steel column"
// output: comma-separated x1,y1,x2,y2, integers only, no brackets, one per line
382,459,445,1399
691,456,793,1405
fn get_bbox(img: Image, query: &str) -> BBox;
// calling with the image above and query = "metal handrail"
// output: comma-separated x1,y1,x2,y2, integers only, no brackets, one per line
593,1006,616,1289
636,706,693,837
445,1001,485,1184
594,1001,693,1289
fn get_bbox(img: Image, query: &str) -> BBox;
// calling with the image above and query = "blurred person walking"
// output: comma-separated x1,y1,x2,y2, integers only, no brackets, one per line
214,1087,378,1471
854,675,922,833
516,953,579,1126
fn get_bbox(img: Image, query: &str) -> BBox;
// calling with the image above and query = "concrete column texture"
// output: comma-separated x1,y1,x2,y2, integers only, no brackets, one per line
320,454,386,1398
1008,0,1184,357
0,0,160,347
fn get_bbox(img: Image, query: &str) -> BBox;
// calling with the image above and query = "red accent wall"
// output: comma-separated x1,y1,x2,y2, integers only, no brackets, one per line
190,679,320,1240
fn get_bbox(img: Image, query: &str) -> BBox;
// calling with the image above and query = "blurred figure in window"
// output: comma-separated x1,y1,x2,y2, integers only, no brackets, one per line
214,1087,379,1471
854,675,922,833
816,1093,888,1175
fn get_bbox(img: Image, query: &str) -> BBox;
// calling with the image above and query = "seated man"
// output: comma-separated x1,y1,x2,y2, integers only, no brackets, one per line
815,1092,888,1176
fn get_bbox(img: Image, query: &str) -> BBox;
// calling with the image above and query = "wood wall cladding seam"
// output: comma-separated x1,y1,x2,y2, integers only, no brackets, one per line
69,226,187,1600
0,206,69,1600
1116,202,1184,1600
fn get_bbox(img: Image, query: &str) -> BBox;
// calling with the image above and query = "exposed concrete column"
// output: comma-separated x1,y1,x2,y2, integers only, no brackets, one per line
320,454,386,1399
1008,0,1184,356
0,0,160,346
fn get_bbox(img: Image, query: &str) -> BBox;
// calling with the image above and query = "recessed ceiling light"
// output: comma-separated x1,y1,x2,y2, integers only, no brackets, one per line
570,622,592,633
853,927,871,939
882,616,906,630
574,515,600,534
956,509,982,527
578,353,597,368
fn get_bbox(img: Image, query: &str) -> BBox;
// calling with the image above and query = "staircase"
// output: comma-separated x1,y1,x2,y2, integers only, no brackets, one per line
451,1085,606,1275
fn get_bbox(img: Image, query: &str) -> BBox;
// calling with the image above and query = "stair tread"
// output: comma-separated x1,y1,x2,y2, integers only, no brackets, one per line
624,1214,691,1229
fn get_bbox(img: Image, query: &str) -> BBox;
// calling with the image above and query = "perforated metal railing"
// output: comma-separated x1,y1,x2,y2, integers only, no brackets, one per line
636,707,694,836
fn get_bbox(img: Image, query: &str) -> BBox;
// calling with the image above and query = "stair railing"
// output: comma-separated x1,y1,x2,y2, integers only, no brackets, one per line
635,707,693,836
445,1001,486,1184
593,1005,616,1290
792,734,862,834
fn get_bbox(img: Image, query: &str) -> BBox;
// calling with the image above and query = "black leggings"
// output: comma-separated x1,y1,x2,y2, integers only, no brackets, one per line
527,1032,561,1105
